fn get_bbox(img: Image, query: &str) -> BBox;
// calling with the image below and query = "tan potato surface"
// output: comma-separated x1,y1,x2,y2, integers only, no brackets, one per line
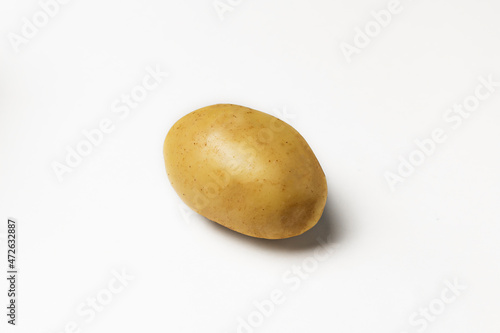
164,104,327,239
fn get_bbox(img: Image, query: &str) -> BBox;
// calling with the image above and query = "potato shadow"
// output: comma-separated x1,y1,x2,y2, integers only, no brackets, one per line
203,192,346,253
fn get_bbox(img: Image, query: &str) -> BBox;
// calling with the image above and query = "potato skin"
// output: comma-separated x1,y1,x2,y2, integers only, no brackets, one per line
164,104,327,239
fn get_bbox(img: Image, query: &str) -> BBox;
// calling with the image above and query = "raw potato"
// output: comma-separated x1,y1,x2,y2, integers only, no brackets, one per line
163,104,327,239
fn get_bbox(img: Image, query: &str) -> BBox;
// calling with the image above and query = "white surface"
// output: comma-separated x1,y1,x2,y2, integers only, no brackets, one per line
1,0,500,332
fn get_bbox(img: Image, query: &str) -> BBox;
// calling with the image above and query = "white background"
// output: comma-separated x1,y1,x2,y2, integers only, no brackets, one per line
1,0,500,332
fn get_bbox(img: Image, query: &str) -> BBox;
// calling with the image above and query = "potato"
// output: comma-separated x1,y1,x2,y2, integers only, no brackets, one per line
163,104,327,239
